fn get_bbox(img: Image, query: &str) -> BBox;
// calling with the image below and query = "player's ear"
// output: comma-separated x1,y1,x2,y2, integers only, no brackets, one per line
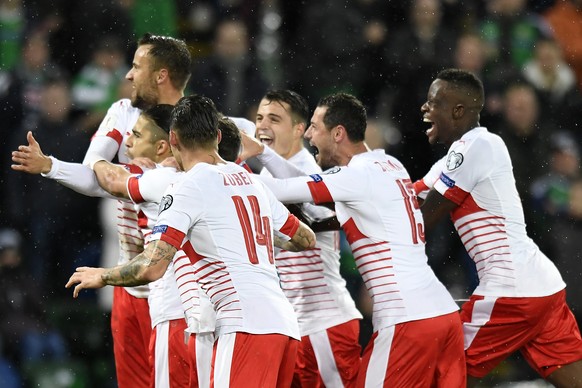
333,125,346,143
169,130,179,148
157,68,169,85
156,139,170,156
453,104,464,119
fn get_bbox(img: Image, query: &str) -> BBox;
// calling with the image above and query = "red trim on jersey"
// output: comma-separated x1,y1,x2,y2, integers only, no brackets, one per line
158,226,185,249
182,240,204,265
137,210,148,229
127,176,145,203
342,218,367,244
412,179,429,195
451,193,485,221
123,163,144,174
307,180,333,204
442,185,469,206
106,128,124,146
279,214,300,238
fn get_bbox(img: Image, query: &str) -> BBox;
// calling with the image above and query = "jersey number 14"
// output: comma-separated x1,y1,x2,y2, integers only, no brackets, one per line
232,195,275,265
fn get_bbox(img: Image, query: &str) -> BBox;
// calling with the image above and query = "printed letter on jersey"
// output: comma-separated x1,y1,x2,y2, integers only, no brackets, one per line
446,151,464,171
439,172,456,188
159,195,173,214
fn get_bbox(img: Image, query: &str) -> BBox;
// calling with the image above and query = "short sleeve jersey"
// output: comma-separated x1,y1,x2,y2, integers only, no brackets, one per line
150,162,301,339
126,166,215,333
431,127,565,297
84,99,147,297
261,148,362,335
258,150,459,332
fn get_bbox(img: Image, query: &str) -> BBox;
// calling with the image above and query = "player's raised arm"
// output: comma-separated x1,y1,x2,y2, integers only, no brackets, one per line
11,131,113,198
66,239,176,297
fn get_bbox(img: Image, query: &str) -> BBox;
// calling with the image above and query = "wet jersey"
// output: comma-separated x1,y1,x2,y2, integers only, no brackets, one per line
257,150,459,332
150,162,301,340
422,127,565,297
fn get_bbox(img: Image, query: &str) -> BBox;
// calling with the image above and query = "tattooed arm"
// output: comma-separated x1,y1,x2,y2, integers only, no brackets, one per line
65,240,177,298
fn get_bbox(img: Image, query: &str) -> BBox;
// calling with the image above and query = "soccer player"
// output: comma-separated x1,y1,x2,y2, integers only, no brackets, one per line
255,89,362,387
81,33,191,388
241,93,465,387
12,110,249,388
66,95,317,387
415,68,582,387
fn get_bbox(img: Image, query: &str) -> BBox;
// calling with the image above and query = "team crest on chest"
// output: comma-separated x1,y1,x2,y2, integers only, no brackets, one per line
446,151,464,171
159,195,173,214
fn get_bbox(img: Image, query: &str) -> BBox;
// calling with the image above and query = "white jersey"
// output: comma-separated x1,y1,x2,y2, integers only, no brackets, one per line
127,166,215,333
257,150,459,332
426,127,565,297
261,148,361,335
150,162,300,340
83,99,148,298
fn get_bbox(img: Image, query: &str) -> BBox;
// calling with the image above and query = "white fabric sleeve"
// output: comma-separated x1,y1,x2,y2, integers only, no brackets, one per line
257,146,307,178
83,136,119,166
42,156,115,198
228,116,256,137
255,174,315,204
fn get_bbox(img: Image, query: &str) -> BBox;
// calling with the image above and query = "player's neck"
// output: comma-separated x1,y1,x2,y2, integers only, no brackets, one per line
341,141,368,165
180,149,224,171
157,88,184,106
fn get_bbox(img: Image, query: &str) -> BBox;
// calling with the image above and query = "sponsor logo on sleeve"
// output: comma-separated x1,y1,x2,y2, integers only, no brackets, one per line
439,172,455,188
446,151,464,170
152,225,168,234
309,174,322,182
158,195,173,214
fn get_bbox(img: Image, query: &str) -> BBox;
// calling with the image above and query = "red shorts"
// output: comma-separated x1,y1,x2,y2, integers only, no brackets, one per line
150,319,190,388
293,319,361,388
357,312,465,387
211,332,299,388
461,289,582,378
111,287,152,388
187,332,215,388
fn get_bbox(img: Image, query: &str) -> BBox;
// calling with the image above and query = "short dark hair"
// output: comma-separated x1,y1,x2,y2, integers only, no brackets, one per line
142,104,173,137
217,117,242,162
436,68,485,109
317,93,367,142
262,89,310,127
138,33,192,91
171,95,219,149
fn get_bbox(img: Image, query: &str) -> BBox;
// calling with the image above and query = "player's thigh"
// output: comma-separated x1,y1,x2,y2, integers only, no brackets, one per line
522,290,582,378
188,332,215,388
313,319,361,387
212,332,297,388
357,314,464,388
461,293,557,378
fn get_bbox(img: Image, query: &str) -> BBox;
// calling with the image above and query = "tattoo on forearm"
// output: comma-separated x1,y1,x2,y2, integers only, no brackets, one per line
101,241,176,286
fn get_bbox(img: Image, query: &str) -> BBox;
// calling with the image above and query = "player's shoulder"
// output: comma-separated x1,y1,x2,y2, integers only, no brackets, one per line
109,98,139,113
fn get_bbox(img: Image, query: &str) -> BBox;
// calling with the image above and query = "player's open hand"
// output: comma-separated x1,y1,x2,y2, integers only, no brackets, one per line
11,131,52,174
238,130,265,161
65,267,106,298
131,156,156,169
160,156,180,169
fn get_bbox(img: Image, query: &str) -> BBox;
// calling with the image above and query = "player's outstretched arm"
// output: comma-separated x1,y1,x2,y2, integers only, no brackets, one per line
66,239,176,297
275,220,316,252
92,160,132,199
11,131,52,174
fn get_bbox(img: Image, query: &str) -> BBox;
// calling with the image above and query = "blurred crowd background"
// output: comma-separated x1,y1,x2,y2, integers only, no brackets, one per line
0,0,581,386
